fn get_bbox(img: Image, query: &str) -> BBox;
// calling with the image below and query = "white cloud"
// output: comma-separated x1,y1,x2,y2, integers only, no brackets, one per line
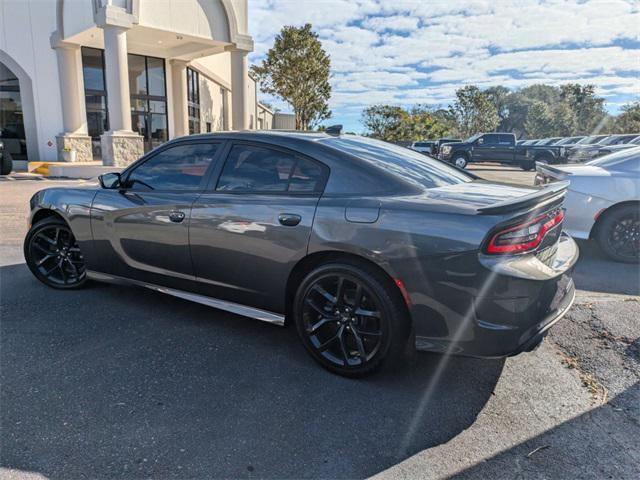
361,15,419,32
248,0,640,127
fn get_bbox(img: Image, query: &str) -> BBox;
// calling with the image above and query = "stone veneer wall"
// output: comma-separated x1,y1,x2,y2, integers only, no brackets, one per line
101,133,144,167
56,135,93,162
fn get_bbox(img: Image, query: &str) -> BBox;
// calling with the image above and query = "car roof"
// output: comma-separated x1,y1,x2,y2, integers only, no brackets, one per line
170,131,412,195
186,129,332,143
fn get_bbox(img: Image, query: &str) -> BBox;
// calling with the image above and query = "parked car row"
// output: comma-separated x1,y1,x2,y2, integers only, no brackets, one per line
519,133,640,163
424,132,640,170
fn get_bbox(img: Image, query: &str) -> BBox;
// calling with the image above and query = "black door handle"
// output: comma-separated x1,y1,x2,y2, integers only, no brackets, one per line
278,213,301,226
169,211,186,223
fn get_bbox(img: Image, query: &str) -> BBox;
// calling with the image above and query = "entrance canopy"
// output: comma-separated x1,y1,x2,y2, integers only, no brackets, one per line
58,0,248,60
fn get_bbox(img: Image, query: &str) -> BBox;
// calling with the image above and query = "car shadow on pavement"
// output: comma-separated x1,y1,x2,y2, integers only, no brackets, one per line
572,240,640,296
1,263,504,479
454,382,640,479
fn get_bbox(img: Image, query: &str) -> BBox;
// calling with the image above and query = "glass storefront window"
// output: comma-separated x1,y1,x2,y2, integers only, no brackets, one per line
128,54,168,152
0,61,28,160
147,57,166,97
187,67,200,134
128,54,147,96
81,47,109,159
82,48,105,91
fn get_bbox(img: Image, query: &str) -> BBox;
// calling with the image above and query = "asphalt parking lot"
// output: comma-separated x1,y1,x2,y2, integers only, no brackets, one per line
1,167,638,479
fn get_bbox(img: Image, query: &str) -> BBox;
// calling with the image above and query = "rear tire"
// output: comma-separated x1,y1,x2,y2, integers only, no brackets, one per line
24,217,88,289
520,160,535,171
595,205,639,263
293,262,409,377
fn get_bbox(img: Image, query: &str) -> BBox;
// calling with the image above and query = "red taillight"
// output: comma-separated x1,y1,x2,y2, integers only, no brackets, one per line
486,210,564,254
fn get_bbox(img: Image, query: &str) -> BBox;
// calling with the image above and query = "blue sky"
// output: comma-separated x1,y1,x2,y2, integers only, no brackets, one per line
248,0,640,132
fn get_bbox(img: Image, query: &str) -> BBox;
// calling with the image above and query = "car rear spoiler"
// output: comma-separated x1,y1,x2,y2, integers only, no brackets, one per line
477,181,569,215
536,162,571,176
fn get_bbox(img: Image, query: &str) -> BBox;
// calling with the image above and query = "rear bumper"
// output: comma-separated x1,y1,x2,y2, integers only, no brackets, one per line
505,277,575,356
413,234,579,357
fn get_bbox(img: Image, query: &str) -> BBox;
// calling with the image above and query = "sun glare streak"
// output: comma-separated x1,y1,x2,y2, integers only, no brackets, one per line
397,268,502,458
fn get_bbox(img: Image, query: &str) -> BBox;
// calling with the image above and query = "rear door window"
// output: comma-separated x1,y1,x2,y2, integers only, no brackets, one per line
216,144,327,193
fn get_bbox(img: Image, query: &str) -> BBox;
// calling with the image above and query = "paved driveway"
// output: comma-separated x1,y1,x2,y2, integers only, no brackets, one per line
1,170,638,479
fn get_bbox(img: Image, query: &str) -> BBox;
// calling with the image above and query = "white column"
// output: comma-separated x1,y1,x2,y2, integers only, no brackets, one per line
170,60,189,137
103,25,132,133
99,24,143,167
52,36,92,162
56,44,87,135
230,49,249,130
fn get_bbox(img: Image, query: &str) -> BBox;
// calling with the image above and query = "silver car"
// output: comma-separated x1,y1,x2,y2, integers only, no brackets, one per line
567,134,639,163
535,147,640,263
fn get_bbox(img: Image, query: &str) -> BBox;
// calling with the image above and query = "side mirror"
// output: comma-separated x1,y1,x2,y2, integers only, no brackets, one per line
98,172,121,189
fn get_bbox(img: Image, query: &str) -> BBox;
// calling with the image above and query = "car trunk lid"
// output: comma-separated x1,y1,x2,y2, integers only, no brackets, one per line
424,179,568,215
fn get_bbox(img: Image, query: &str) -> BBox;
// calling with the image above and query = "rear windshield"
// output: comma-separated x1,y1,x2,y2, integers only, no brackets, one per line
323,136,473,189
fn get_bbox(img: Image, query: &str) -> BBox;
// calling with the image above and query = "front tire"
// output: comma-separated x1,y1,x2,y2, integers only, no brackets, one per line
452,155,468,169
293,262,409,377
24,217,87,289
595,205,639,263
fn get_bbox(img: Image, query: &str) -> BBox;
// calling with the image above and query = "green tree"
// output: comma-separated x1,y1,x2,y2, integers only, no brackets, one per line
559,84,606,134
608,101,640,133
484,86,512,131
524,101,555,138
361,105,451,142
360,105,407,141
398,105,451,141
251,24,331,130
449,86,499,137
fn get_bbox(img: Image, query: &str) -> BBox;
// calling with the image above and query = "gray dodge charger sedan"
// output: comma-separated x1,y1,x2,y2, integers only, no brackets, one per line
24,131,578,376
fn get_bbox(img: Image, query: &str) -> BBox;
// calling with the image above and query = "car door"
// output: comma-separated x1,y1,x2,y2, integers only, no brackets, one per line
90,142,221,287
496,134,517,163
189,142,328,313
473,134,499,162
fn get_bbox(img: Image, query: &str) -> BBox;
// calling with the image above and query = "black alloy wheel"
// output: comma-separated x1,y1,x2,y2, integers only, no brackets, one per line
24,217,87,288
597,205,640,263
294,263,408,377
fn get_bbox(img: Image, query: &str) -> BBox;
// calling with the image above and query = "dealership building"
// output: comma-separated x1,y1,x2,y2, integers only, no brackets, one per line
0,0,274,167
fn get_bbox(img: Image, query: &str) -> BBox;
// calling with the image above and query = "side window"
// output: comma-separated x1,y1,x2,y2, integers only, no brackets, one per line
216,144,326,193
125,143,218,191
289,158,325,192
483,134,499,145
499,134,514,145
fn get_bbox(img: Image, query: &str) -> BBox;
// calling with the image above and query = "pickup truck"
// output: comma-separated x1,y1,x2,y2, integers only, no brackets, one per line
438,132,567,170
